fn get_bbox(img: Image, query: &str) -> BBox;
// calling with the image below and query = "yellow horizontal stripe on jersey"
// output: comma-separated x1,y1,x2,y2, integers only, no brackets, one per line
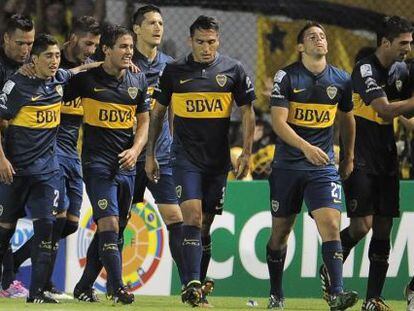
352,93,391,125
172,92,233,118
82,98,136,129
287,101,337,128
10,102,61,128
61,97,83,116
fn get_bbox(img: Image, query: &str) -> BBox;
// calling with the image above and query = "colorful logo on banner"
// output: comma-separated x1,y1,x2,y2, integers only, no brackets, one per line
77,202,164,292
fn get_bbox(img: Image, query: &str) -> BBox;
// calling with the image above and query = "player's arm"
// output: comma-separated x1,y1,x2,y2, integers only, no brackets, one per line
235,103,255,179
337,111,355,179
0,119,15,185
370,96,414,119
69,61,103,74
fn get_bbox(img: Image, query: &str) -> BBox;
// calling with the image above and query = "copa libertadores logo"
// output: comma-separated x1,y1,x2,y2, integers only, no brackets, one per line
77,201,164,292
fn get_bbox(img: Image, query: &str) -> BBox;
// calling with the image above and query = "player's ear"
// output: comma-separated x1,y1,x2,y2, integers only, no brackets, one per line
297,43,304,53
102,44,110,57
381,37,391,48
133,24,140,36
187,36,192,48
3,32,9,45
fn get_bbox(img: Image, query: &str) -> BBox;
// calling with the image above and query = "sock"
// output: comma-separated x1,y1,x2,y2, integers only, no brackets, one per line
30,219,53,296
106,226,126,295
98,231,123,291
76,233,103,290
167,222,185,285
200,234,211,283
1,246,15,289
13,237,33,273
366,239,390,300
61,220,78,238
267,244,287,298
340,228,359,262
322,240,343,295
44,217,66,290
409,276,414,291
182,225,202,284
0,228,15,288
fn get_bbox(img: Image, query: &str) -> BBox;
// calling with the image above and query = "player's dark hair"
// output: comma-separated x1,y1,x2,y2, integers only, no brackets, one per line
132,5,161,26
377,16,413,47
190,15,219,37
100,24,133,49
70,15,100,37
297,21,326,44
31,33,59,55
5,14,34,35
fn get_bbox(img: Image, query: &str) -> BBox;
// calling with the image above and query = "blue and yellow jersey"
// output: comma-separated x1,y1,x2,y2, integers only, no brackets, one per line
132,49,173,165
66,65,149,174
352,54,411,175
153,53,256,173
57,51,84,158
0,70,72,175
270,61,352,170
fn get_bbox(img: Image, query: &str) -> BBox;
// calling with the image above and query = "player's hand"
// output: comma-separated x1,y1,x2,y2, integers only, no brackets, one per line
18,63,36,79
118,148,138,170
0,156,15,184
234,153,250,180
129,62,140,73
302,144,329,166
339,158,354,180
145,156,160,183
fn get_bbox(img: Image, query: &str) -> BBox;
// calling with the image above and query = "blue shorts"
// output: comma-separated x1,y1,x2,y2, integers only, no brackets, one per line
0,170,60,222
84,168,135,227
56,155,83,217
133,161,178,205
268,167,342,217
172,152,227,215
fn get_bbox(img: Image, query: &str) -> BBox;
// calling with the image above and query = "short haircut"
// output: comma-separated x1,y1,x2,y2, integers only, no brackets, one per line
189,15,219,37
100,24,132,49
376,16,414,46
132,5,161,26
70,15,100,37
31,33,59,56
297,21,326,44
5,14,34,35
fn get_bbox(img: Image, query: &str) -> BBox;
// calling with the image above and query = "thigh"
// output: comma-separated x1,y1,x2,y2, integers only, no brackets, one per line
148,171,178,205
201,173,227,215
304,168,342,213
377,174,399,218
268,168,305,217
0,177,28,222
172,158,203,204
343,169,375,217
66,159,83,218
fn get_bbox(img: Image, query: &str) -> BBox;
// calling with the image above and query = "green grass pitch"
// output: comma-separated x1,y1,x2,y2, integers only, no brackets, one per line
0,296,407,310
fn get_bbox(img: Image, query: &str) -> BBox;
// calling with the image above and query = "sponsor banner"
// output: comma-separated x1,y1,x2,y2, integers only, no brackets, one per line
65,187,173,294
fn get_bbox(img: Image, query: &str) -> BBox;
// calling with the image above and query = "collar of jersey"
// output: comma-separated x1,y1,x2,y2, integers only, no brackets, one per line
186,52,220,68
298,61,328,79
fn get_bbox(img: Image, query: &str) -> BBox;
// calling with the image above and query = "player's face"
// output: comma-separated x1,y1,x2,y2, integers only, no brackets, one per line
389,32,412,62
134,12,164,47
33,44,61,79
106,35,134,70
72,33,100,63
299,26,328,57
190,29,219,63
3,28,35,64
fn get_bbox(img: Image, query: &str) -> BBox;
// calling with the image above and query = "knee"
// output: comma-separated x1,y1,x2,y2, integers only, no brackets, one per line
349,222,371,240
97,216,119,233
162,209,183,226
61,220,79,238
268,225,292,249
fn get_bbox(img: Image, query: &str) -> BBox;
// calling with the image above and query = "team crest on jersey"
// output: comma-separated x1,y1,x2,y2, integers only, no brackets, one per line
55,85,63,97
128,87,138,99
175,185,182,198
98,199,108,210
216,74,227,87
326,86,337,99
396,80,403,92
271,200,279,213
0,205,3,216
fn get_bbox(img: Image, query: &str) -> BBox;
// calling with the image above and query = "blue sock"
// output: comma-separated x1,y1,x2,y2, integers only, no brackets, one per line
0,228,15,286
367,239,390,300
45,217,66,289
30,219,53,296
182,225,202,284
267,244,287,298
77,233,103,290
106,226,126,295
167,222,185,286
322,240,343,295
200,234,211,283
98,231,123,290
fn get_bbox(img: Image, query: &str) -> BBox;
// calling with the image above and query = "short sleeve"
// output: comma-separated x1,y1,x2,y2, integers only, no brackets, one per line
137,73,150,113
269,69,291,108
338,73,353,112
152,64,173,106
0,80,24,120
352,63,386,105
63,73,83,102
232,62,256,106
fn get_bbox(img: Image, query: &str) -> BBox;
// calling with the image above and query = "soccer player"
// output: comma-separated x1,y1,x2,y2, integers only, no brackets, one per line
319,16,414,311
267,22,358,310
130,4,188,297
0,13,34,298
70,24,149,304
11,15,101,299
145,15,255,307
0,34,73,303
